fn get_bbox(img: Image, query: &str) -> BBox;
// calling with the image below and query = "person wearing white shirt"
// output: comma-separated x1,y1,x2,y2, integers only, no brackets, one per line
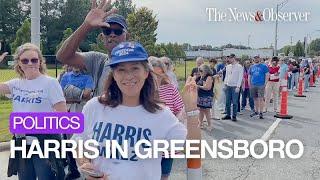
72,42,190,180
221,54,244,121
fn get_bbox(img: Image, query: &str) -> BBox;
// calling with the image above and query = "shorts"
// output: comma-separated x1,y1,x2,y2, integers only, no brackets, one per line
250,85,265,98
161,158,173,176
197,96,213,109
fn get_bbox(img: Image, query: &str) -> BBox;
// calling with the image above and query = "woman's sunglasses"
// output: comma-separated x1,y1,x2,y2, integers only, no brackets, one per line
20,58,39,64
102,28,125,36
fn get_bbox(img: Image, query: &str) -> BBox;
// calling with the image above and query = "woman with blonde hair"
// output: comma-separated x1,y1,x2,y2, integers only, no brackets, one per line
0,43,67,180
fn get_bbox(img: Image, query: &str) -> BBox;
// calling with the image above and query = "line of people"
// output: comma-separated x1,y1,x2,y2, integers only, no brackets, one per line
189,54,320,131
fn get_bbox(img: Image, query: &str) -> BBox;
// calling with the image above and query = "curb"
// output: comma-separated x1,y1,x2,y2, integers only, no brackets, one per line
0,141,10,152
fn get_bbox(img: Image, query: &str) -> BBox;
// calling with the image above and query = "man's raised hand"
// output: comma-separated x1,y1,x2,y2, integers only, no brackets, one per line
84,0,117,29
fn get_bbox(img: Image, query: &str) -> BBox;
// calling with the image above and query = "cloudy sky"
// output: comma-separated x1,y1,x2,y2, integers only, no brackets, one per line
132,0,320,49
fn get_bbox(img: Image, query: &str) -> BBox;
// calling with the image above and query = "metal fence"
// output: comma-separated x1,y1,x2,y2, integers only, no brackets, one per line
1,55,196,83
0,55,63,80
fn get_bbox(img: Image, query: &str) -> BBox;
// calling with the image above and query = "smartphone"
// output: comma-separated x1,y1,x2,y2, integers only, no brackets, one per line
80,167,104,178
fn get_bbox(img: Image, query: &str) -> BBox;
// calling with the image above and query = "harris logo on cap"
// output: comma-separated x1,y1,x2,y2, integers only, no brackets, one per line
108,42,148,67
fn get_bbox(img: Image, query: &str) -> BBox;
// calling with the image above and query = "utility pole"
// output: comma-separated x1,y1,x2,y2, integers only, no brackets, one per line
274,4,279,56
31,0,41,48
274,0,289,56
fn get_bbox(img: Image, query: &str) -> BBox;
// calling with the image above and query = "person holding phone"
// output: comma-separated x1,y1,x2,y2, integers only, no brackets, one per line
72,42,196,180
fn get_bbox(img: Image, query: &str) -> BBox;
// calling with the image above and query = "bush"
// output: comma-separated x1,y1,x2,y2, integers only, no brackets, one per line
0,95,10,101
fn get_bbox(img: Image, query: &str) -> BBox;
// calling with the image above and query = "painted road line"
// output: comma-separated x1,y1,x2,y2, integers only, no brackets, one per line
261,118,282,141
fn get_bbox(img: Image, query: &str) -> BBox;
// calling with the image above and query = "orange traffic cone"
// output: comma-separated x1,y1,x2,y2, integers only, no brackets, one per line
294,77,306,97
275,73,293,119
309,74,316,87
294,70,306,97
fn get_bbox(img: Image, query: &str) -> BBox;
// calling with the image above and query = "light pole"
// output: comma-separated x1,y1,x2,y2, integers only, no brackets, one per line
274,0,289,56
248,34,251,48
31,0,41,48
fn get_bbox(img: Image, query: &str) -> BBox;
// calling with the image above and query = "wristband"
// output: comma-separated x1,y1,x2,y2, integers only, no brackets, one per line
186,110,199,117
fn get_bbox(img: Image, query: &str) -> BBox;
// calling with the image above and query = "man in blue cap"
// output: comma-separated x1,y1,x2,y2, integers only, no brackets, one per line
57,1,127,179
57,0,128,97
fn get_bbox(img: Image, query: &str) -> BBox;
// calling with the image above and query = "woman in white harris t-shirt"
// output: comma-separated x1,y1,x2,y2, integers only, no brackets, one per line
0,43,67,180
72,42,196,180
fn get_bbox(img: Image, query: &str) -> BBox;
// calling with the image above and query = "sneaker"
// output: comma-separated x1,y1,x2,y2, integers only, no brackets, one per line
259,113,264,119
221,111,227,114
238,111,243,115
221,115,231,120
212,117,220,120
250,112,258,117
232,116,237,121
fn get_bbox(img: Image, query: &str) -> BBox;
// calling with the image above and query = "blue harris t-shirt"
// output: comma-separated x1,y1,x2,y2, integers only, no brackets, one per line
249,63,269,86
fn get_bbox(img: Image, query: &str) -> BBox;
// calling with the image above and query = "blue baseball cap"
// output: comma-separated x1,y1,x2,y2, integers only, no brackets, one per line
105,14,128,29
108,42,148,67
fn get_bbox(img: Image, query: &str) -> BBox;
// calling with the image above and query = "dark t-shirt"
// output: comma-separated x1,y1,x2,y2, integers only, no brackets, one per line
191,67,200,77
304,64,310,74
292,64,300,73
196,75,214,97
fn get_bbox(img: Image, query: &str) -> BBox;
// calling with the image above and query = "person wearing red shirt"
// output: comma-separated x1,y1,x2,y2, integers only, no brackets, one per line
264,57,280,113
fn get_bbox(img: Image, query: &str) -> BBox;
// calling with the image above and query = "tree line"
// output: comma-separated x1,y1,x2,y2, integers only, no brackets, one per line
279,39,320,57
0,0,186,64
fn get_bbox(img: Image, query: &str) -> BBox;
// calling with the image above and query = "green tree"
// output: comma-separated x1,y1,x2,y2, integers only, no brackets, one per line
127,7,158,55
182,43,192,51
90,34,108,54
59,0,94,51
40,0,65,54
294,41,305,57
280,45,292,56
165,43,174,57
11,19,31,53
0,0,29,53
113,0,135,19
309,38,320,56
55,28,73,53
